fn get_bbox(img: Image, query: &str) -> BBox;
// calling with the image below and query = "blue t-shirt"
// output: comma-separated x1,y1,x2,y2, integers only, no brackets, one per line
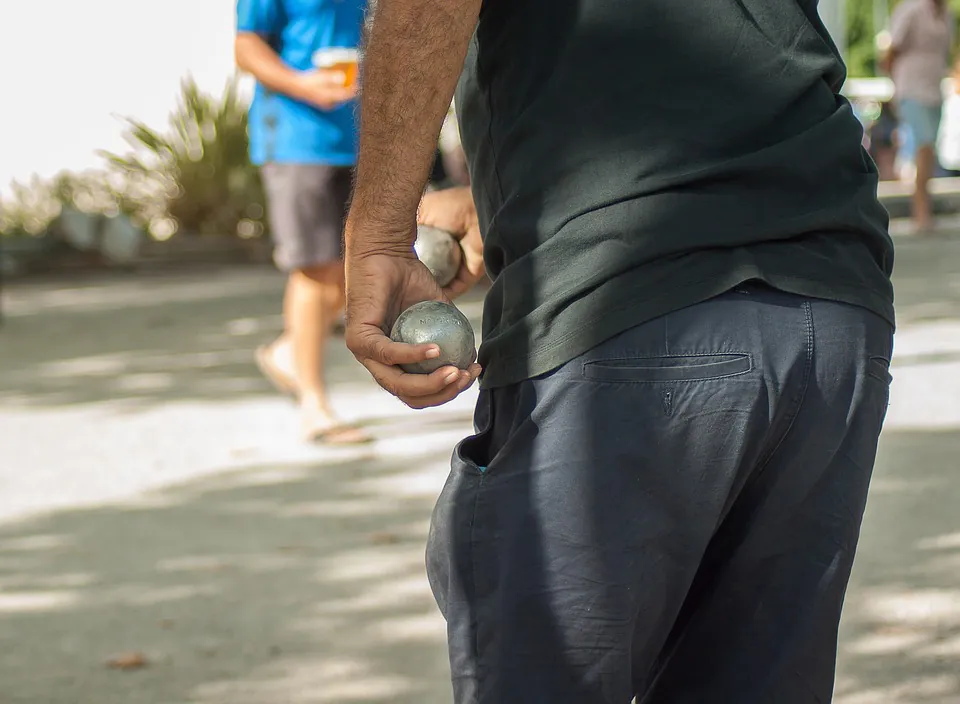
237,0,365,166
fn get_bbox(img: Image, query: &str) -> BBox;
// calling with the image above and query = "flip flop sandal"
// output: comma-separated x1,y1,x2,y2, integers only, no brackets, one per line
303,421,374,445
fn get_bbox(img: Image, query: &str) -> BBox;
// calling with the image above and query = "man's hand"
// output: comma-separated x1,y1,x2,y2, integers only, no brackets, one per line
292,70,358,111
344,232,481,409
418,187,485,299
344,0,482,408
235,33,356,110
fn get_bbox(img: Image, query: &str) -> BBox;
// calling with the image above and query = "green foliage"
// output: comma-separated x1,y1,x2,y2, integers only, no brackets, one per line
1,169,150,239
846,0,960,77
0,170,134,253
0,176,61,238
99,75,267,240
846,0,879,77
2,77,265,245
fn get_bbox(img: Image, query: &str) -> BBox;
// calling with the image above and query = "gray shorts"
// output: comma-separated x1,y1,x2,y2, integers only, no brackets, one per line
261,163,353,272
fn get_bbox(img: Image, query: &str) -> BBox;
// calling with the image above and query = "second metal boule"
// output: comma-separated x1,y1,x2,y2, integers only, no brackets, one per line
414,225,462,287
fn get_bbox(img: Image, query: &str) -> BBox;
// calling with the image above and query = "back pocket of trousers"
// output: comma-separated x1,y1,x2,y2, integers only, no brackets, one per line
867,356,893,385
582,354,752,383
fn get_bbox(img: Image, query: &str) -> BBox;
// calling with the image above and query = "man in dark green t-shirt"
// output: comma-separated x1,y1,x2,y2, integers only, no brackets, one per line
344,0,895,701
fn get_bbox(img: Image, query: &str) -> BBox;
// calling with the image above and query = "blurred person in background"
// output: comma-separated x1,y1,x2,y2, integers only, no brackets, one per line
235,0,370,444
884,0,954,233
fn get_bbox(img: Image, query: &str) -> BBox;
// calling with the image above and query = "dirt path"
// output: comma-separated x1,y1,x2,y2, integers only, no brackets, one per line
0,234,958,703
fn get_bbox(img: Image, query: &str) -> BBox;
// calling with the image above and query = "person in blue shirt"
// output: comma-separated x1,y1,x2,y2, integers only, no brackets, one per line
236,0,369,444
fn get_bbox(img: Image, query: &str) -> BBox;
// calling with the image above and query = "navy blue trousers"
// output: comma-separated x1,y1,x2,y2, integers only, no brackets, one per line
427,283,893,704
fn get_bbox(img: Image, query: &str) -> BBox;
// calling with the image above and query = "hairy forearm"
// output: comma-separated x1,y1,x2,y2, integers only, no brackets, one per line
235,33,305,101
347,0,481,247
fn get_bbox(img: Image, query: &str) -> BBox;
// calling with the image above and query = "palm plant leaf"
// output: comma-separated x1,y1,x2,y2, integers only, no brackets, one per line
99,74,267,239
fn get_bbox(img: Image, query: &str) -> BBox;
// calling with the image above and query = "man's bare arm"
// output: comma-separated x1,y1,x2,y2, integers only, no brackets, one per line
235,33,307,99
235,33,356,109
346,0,482,244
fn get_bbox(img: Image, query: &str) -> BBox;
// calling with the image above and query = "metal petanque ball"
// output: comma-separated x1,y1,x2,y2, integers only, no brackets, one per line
414,225,462,287
390,301,477,374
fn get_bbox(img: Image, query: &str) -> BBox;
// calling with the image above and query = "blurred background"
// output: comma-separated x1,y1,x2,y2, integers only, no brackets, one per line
0,1,959,703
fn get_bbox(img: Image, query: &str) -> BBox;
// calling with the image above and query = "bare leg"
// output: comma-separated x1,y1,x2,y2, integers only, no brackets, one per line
263,281,297,381
265,261,368,443
913,144,936,232
256,281,300,396
289,262,342,410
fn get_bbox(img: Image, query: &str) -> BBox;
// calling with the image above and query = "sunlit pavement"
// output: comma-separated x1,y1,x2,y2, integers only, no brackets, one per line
0,227,958,703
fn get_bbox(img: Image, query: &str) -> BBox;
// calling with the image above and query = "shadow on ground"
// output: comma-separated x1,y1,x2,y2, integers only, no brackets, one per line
0,266,294,409
0,426,956,704
836,426,960,704
0,236,954,412
889,236,960,327
0,265,485,411
0,451,455,704
0,238,958,703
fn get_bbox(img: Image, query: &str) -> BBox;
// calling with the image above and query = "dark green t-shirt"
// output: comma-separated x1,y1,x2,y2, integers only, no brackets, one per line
456,0,895,389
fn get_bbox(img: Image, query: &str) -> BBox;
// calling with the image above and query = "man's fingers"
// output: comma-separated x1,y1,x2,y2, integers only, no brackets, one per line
373,338,440,367
348,325,440,367
416,192,468,237
398,368,480,409
442,278,470,300
362,357,480,402
348,320,481,406
442,266,483,300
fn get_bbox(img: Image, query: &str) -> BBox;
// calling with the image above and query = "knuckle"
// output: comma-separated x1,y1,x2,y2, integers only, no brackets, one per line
378,341,399,365
344,328,366,353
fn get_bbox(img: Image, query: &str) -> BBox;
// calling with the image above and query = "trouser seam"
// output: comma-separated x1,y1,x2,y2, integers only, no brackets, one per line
754,300,815,476
469,474,486,703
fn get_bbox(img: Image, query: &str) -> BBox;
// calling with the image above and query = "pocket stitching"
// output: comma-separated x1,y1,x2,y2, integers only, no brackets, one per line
582,353,753,384
867,356,893,384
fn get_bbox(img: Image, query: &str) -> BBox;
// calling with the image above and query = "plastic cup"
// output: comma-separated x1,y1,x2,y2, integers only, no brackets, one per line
312,47,360,88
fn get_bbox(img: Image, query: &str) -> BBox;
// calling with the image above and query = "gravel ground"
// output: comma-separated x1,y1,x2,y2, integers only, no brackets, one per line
0,231,958,704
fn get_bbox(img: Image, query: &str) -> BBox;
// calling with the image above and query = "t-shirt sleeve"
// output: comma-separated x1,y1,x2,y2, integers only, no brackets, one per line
889,1,917,50
237,0,284,36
